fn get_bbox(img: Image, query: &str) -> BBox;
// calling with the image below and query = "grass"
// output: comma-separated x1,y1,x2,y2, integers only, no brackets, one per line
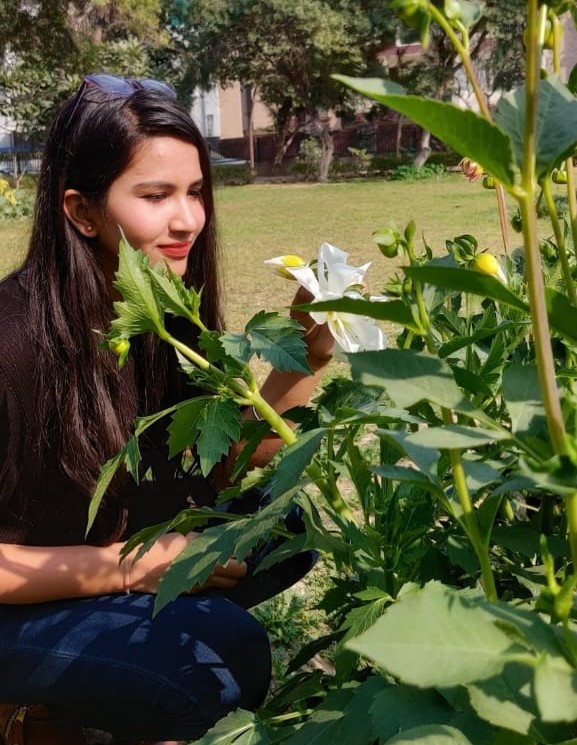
215,174,510,330
0,176,518,330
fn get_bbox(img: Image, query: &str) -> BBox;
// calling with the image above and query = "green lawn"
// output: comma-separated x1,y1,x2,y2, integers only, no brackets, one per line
0,174,516,332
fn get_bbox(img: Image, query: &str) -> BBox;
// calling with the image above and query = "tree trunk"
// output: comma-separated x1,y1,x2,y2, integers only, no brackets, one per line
318,126,334,182
395,116,404,159
413,128,432,167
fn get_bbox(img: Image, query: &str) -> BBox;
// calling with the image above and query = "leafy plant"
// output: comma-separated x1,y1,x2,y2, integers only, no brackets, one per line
93,2,577,743
0,179,34,220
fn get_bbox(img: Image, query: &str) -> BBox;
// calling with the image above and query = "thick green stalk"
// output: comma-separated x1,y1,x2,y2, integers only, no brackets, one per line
519,1,567,457
163,333,297,444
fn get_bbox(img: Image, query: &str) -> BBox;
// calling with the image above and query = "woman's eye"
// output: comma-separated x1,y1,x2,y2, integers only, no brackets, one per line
189,189,203,199
143,193,166,202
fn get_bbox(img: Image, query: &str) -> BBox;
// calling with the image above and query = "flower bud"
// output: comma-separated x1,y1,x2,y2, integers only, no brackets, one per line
264,254,307,280
472,253,507,283
459,157,484,182
552,167,568,184
444,0,461,21
481,175,496,190
109,339,130,356
373,226,403,258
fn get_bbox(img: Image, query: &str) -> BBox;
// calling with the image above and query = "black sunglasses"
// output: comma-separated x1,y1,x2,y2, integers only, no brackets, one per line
65,73,177,127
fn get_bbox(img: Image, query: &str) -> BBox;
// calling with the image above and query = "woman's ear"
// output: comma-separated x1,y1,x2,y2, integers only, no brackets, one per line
63,189,98,238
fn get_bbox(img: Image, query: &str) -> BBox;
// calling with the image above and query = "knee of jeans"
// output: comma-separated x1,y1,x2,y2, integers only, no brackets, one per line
164,606,271,735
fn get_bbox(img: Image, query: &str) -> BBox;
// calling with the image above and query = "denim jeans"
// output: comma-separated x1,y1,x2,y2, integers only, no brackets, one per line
0,546,315,742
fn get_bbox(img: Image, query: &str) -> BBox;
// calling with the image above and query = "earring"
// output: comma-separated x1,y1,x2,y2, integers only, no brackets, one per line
85,225,93,233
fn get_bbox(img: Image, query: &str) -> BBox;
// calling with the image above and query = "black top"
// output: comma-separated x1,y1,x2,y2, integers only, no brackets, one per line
0,271,216,547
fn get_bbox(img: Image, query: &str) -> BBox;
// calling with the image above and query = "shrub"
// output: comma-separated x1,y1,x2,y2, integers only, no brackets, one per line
211,163,253,186
0,179,35,220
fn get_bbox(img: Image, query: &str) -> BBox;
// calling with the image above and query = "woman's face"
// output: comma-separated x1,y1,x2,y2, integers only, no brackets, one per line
92,136,207,279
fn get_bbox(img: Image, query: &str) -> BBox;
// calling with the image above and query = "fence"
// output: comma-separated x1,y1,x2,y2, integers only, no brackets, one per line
217,122,425,173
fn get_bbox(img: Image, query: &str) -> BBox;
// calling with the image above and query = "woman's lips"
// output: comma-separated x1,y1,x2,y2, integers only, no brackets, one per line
157,243,191,259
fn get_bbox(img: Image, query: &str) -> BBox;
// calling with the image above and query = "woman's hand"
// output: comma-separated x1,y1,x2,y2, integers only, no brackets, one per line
289,286,334,371
124,533,247,594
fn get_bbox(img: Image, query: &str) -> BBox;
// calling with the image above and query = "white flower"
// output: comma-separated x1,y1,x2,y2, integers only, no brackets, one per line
263,254,307,280
265,242,387,354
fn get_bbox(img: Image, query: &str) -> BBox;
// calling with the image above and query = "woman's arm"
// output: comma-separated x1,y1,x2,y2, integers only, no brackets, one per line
0,534,246,604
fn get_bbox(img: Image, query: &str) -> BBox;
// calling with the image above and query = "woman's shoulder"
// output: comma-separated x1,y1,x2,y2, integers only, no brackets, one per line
0,270,28,327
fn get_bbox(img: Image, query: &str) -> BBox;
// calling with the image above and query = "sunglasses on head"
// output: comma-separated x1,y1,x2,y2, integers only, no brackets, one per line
65,73,177,128
82,73,177,100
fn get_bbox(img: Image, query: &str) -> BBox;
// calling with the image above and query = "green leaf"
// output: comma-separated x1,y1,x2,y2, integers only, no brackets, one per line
468,663,575,741
88,450,125,534
110,237,165,338
281,688,356,745
268,429,326,499
405,424,511,450
155,490,296,612
297,297,421,333
404,266,529,313
349,349,486,421
166,397,211,458
386,724,474,745
146,261,202,323
534,652,577,723
377,429,441,480
246,312,310,374
545,286,577,343
196,398,242,475
502,366,548,439
370,686,453,742
371,465,445,496
495,75,577,180
221,331,253,363
347,582,519,687
194,709,280,745
438,322,518,359
332,76,518,188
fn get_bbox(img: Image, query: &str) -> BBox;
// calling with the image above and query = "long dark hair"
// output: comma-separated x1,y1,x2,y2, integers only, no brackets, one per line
23,86,222,505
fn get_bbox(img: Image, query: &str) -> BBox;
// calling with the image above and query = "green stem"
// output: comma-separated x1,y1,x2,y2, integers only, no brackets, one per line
164,334,297,445
427,3,510,253
565,491,577,572
518,0,567,457
542,178,577,305
306,459,357,525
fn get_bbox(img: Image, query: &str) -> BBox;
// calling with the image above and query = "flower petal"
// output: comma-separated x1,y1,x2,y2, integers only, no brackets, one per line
327,312,387,354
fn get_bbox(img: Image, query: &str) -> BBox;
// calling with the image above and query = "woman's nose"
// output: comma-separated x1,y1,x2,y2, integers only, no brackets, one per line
170,197,203,234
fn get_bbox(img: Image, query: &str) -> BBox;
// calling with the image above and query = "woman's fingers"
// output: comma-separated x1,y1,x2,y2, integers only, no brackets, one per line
212,558,248,579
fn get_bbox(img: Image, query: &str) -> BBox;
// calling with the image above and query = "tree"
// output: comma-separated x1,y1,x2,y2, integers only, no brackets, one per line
0,0,168,137
168,0,396,180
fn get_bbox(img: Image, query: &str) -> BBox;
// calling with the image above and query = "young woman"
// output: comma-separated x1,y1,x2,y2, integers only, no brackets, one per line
0,75,333,745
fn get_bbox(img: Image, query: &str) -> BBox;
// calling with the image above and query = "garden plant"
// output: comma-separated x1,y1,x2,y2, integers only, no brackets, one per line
92,0,577,742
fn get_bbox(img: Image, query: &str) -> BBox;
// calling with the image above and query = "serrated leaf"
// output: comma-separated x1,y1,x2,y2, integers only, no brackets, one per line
197,398,242,475
377,429,440,480
146,261,201,323
495,75,577,179
154,490,296,612
404,266,529,313
166,396,211,458
268,429,326,499
333,76,518,188
221,331,253,363
438,322,518,359
193,709,270,745
297,297,421,333
347,582,519,687
246,312,309,374
110,238,165,338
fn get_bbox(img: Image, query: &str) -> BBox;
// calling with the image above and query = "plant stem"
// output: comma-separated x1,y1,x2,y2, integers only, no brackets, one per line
449,445,498,601
427,3,510,253
518,0,567,457
164,334,297,445
565,491,577,572
542,178,577,305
